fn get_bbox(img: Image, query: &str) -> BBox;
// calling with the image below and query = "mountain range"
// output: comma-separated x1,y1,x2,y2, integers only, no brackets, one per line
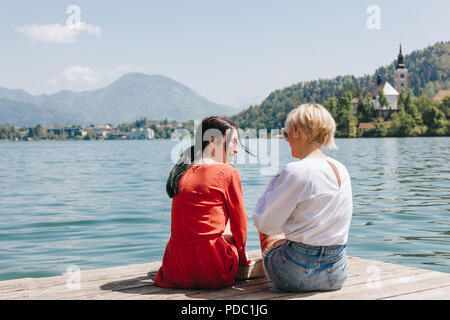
2,41,448,128
0,73,236,127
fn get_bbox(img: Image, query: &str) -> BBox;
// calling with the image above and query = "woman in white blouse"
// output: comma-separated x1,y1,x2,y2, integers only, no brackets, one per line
253,103,353,292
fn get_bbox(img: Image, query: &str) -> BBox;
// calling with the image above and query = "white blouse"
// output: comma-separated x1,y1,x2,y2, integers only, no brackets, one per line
253,157,353,246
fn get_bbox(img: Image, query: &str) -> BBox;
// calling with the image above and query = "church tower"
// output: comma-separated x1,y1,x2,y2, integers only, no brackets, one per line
394,44,408,94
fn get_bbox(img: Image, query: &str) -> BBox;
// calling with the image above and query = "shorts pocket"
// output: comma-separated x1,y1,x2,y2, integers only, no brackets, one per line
326,255,348,289
271,250,310,291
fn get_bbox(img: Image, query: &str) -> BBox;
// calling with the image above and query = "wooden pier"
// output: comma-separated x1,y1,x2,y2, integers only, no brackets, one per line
0,250,449,300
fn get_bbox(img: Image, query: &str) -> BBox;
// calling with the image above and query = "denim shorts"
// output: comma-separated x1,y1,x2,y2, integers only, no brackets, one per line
263,240,348,292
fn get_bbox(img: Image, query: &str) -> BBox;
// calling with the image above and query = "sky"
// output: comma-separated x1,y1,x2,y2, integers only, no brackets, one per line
0,0,449,108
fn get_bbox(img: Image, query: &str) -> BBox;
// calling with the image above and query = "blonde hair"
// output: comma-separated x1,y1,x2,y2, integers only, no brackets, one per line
285,103,337,149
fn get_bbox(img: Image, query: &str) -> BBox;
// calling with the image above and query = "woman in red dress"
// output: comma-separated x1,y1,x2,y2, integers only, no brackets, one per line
155,116,251,289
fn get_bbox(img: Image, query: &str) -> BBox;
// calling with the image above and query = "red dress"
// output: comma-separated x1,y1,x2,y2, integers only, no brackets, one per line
155,163,249,289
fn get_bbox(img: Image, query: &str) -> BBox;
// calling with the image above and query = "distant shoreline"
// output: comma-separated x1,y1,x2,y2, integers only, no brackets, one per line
1,135,449,143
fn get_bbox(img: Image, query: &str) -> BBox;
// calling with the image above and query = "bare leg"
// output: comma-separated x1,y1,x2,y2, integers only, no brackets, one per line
259,231,285,254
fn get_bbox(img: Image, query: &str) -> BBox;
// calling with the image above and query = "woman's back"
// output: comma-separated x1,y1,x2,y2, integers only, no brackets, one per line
254,156,353,246
156,162,249,289
255,103,352,292
171,163,234,240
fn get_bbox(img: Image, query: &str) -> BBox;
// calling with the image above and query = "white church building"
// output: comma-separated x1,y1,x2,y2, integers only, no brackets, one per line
371,76,399,109
370,45,409,119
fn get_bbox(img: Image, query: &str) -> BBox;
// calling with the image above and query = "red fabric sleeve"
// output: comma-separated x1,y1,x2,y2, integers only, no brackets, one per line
223,166,250,266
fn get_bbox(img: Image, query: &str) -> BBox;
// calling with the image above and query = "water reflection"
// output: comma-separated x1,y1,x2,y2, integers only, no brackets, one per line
382,138,398,179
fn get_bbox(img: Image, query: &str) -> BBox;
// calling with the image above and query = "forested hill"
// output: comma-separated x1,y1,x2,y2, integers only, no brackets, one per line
232,41,449,130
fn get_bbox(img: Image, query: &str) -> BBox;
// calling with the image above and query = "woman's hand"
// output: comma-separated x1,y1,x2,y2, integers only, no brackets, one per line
236,258,265,280
239,251,252,266
259,231,285,253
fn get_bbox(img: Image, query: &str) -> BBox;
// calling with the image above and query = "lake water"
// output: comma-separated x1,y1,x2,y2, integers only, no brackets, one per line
0,137,449,281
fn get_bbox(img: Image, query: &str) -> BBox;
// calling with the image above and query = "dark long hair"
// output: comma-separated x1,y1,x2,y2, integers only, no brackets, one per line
166,116,249,198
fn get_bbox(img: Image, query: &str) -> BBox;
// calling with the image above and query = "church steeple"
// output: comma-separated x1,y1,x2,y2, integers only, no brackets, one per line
394,43,408,93
396,44,405,69
376,74,383,85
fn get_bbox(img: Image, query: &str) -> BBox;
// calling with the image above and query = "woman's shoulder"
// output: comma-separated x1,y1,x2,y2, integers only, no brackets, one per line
185,163,240,190
286,157,348,171
220,163,241,178
326,156,350,176
192,162,239,177
284,160,315,175
211,163,242,185
282,158,342,181
201,162,237,171
209,163,241,187
281,161,312,182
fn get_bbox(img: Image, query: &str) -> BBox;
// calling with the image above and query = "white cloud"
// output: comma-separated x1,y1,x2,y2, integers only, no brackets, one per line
61,64,143,86
15,22,101,44
62,66,99,84
70,22,101,37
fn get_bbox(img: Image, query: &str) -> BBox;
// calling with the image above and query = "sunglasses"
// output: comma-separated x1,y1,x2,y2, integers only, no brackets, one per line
281,128,299,141
281,128,289,141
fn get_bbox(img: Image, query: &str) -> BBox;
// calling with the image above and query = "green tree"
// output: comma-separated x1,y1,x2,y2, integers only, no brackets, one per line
438,95,450,119
389,110,415,137
404,90,413,111
29,125,46,139
404,90,422,125
422,104,446,135
84,128,96,140
373,118,387,137
397,91,405,111
183,120,196,135
38,125,47,139
359,93,375,122
336,91,358,137
323,97,338,119
378,90,389,108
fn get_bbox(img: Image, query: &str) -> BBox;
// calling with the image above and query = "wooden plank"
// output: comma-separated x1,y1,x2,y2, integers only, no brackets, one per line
0,261,160,293
75,258,427,300
213,258,433,300
293,272,450,300
224,272,436,300
69,275,271,300
279,266,432,300
0,273,155,300
0,251,448,300
0,264,161,299
0,250,264,300
51,256,376,300
383,285,450,300
153,278,272,300
165,260,408,301
1,266,266,300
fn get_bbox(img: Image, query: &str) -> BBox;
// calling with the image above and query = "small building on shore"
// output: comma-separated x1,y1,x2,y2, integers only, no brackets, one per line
108,132,130,140
93,125,113,138
371,75,399,120
47,127,87,137
129,128,155,139
358,122,375,130
432,90,450,102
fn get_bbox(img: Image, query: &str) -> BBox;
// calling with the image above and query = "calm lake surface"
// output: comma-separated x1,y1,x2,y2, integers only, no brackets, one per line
0,137,449,280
